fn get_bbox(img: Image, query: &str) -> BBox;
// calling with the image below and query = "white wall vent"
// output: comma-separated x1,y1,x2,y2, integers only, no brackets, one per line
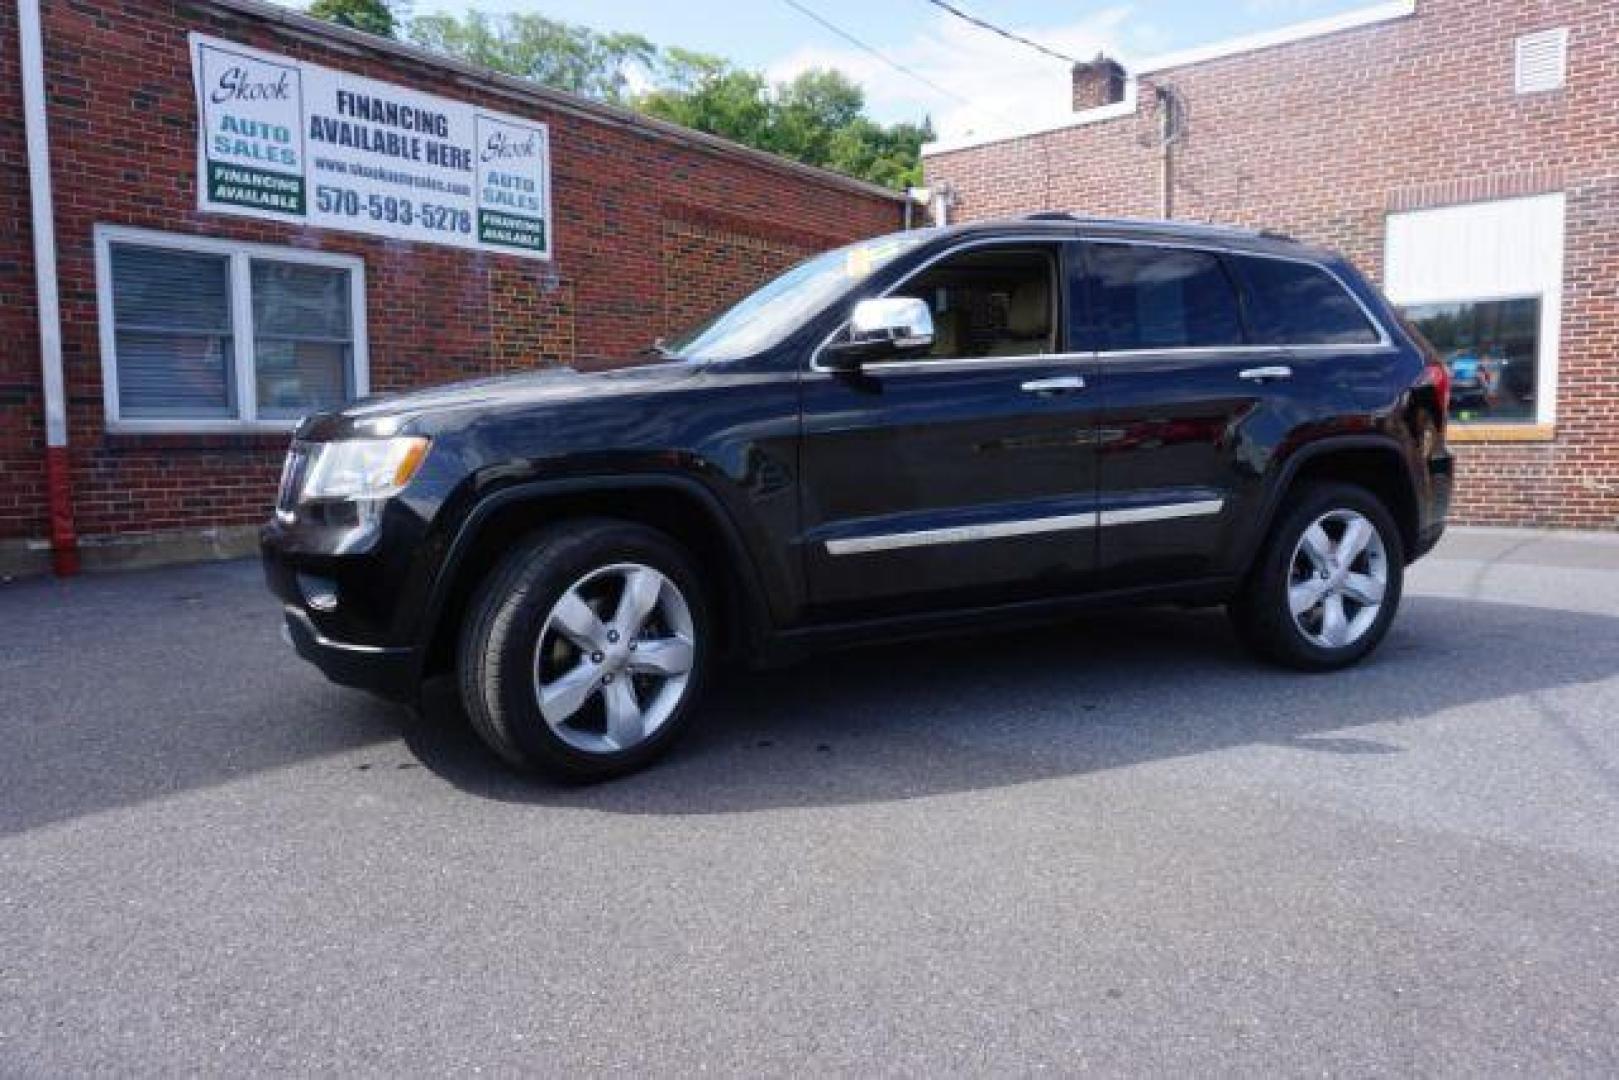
1515,29,1568,94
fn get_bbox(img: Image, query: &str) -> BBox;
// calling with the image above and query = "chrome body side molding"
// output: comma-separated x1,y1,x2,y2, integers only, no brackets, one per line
824,498,1225,555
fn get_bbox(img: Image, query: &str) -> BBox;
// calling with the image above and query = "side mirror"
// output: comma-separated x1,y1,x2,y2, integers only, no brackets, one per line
822,297,934,370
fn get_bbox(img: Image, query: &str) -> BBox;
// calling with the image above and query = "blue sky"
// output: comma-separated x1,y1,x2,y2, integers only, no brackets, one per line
328,0,1377,139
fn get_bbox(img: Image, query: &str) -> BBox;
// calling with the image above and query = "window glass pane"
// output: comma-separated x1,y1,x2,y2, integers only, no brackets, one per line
110,244,235,417
892,247,1056,360
1089,245,1243,350
251,260,354,417
252,260,352,338
255,341,351,418
1402,298,1540,424
1237,256,1380,345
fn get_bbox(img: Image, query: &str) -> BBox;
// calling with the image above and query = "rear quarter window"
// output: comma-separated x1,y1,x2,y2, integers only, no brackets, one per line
1089,243,1245,351
1235,255,1381,346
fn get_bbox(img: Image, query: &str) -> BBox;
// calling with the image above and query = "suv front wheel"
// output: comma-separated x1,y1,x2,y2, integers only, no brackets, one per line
1230,483,1405,671
458,520,711,780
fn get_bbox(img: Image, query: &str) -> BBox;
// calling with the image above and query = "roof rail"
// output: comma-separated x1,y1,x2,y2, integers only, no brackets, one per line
1015,211,1296,243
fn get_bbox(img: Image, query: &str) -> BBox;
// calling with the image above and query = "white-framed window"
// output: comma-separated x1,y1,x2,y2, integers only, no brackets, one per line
1515,28,1569,94
94,225,368,432
1384,193,1565,427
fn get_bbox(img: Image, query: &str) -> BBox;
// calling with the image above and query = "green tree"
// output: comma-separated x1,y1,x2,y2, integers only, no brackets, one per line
773,70,866,162
827,116,934,190
307,0,403,38
637,50,775,151
408,12,655,103
639,60,930,189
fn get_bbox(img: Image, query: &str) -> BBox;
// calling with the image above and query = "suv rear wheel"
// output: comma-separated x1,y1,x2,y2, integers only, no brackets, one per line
1230,483,1405,671
458,520,711,780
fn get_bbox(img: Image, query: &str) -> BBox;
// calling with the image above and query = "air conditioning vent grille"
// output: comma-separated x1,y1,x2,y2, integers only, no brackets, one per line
1515,29,1568,94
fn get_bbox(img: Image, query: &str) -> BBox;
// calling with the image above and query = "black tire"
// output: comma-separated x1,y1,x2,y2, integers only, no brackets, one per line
457,519,712,781
1229,482,1405,671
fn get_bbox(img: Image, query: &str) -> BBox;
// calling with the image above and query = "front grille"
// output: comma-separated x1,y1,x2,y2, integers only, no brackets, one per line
276,443,311,513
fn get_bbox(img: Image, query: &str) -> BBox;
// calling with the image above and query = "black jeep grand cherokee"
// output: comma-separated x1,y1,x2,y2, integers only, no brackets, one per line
264,214,1453,779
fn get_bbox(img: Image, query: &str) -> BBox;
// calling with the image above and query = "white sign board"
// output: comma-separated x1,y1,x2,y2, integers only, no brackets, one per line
190,33,552,259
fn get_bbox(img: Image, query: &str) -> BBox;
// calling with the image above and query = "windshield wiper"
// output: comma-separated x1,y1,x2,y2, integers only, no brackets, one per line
637,339,677,359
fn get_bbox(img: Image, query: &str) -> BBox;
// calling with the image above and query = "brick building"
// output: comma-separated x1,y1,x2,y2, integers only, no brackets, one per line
924,0,1619,529
2,0,905,575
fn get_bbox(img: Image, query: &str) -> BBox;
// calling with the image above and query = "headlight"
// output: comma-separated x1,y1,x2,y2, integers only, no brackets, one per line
300,437,430,502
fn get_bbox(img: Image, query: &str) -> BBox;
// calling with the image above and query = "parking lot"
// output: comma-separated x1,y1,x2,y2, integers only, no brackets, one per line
2,528,1617,1074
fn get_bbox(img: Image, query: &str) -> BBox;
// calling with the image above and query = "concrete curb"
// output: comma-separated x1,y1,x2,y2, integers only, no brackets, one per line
1446,524,1619,546
0,526,261,581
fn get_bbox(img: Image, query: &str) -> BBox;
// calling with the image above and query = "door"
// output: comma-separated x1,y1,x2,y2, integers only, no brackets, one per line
798,240,1100,617
1082,240,1307,587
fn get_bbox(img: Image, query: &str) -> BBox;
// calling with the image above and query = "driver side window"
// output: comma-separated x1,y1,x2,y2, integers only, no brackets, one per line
893,247,1058,361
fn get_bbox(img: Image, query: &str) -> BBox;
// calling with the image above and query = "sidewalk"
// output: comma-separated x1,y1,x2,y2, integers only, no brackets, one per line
1434,524,1619,566
1412,525,1619,617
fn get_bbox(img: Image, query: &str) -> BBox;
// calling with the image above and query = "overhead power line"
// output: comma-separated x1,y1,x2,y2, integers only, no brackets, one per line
919,0,1081,66
778,0,973,105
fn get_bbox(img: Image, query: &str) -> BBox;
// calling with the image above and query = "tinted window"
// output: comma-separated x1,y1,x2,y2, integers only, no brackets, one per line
1088,244,1244,350
892,247,1057,360
1236,256,1380,345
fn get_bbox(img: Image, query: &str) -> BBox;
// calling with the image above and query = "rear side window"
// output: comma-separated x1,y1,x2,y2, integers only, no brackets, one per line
1087,244,1244,351
1235,256,1381,345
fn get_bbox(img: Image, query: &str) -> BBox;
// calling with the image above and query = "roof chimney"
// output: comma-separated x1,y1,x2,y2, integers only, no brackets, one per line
1071,55,1126,111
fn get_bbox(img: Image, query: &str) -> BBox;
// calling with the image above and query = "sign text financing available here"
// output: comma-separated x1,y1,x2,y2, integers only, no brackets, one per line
191,33,552,259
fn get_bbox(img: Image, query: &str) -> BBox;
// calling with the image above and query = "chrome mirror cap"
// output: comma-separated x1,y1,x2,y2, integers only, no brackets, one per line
848,296,935,350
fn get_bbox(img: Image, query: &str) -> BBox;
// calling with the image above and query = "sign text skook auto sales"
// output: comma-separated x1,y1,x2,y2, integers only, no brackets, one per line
191,33,553,259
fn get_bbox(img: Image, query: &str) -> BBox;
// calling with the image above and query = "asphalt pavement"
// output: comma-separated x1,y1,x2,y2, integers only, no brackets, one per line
2,527,1617,1075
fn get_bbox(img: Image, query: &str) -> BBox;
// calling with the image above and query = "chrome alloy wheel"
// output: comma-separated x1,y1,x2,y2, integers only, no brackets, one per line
1287,508,1389,650
532,563,696,754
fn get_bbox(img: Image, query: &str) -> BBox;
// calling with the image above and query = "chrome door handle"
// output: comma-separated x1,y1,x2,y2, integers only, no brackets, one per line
1021,375,1086,394
1239,365,1293,382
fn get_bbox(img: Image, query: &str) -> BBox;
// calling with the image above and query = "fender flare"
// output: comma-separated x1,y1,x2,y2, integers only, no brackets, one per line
411,473,776,674
1240,433,1420,572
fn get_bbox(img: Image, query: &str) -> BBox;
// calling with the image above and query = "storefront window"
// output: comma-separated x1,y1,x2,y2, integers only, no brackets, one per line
1402,297,1540,424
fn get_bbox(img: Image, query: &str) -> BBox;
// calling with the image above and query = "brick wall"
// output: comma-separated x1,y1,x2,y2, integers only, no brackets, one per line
925,0,1619,529
0,0,903,545
660,205,821,338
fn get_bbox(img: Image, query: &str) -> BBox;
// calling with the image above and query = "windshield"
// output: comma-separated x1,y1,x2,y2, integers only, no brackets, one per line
665,230,936,362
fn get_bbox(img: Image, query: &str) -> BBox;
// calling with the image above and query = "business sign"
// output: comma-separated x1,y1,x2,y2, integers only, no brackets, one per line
190,34,552,259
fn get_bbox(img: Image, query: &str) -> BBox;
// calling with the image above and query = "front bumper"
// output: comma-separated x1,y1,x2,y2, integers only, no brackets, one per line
262,516,422,701
278,604,415,700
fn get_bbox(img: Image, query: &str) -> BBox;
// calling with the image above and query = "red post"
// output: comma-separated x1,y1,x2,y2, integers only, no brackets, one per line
45,445,79,576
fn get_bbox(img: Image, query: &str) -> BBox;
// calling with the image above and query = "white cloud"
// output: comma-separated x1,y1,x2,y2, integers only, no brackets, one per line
766,7,1150,144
